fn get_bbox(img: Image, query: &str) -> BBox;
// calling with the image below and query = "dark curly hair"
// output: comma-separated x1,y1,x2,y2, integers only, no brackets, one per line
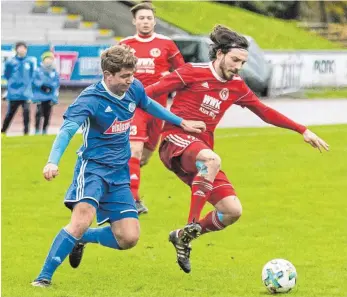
209,25,249,60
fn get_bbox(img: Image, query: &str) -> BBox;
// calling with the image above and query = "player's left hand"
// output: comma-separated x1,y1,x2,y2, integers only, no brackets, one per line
303,129,329,152
180,120,206,133
43,163,59,181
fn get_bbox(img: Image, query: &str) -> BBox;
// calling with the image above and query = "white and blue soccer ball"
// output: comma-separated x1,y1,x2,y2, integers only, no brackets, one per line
262,259,297,294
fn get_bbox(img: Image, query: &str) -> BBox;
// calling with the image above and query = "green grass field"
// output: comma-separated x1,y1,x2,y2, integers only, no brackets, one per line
2,125,346,297
304,88,347,99
154,1,342,49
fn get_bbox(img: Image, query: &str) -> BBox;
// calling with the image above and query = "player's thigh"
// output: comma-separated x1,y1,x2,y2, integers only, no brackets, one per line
159,134,210,185
130,141,145,159
64,158,108,214
71,202,96,222
214,195,242,218
180,141,215,173
144,116,163,152
64,160,105,237
99,184,140,244
129,108,149,143
67,202,97,237
141,147,154,167
208,171,239,211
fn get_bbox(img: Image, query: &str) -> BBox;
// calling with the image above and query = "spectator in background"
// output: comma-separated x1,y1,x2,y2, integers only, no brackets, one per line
1,41,35,135
32,51,60,135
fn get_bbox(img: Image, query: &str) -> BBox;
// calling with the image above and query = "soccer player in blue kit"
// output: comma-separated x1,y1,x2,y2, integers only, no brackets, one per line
31,44,206,287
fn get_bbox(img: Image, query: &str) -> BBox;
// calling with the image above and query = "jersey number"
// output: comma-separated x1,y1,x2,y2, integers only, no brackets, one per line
130,125,138,136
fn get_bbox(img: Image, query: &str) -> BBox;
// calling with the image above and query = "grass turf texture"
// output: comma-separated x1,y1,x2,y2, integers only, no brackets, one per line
304,88,347,99
2,125,346,297
153,1,343,50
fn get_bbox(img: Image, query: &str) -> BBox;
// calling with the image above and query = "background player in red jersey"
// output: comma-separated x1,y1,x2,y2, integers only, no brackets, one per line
119,3,185,214
145,25,329,273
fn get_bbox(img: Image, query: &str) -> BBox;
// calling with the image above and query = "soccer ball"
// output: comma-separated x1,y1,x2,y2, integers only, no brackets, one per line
262,259,297,294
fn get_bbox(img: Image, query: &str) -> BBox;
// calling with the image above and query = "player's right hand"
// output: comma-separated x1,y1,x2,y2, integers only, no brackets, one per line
303,129,329,153
180,120,206,133
43,163,59,181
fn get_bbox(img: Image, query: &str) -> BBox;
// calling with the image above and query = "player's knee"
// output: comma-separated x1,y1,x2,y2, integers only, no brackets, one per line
116,232,140,250
132,150,142,160
140,148,153,167
123,233,139,249
113,223,140,250
66,203,95,238
231,203,242,220
223,204,242,225
130,141,144,159
202,153,221,173
140,155,150,167
67,223,89,238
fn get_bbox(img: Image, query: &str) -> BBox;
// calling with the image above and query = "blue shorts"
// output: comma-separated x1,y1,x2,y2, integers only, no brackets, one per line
64,157,138,225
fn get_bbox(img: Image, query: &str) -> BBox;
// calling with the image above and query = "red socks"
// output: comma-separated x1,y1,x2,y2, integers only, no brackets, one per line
187,176,213,223
129,157,141,201
199,210,226,234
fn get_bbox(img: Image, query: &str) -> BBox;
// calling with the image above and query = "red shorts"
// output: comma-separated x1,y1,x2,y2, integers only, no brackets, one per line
129,95,167,151
159,133,237,205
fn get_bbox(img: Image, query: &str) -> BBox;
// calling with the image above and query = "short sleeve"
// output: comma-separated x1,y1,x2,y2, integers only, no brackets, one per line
63,94,98,126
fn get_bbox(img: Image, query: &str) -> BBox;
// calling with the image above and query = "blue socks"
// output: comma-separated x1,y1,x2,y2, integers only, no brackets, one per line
81,226,121,249
36,228,77,281
36,226,120,281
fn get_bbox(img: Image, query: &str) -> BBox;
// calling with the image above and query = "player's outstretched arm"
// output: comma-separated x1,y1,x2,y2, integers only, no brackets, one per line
244,100,329,152
142,97,206,133
43,120,80,181
302,129,329,152
236,90,329,152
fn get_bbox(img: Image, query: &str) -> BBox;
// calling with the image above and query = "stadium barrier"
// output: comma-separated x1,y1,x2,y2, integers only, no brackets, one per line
2,44,347,95
265,50,347,97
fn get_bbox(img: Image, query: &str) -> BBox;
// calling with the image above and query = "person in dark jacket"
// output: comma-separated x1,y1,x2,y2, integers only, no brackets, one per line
32,52,60,135
1,41,35,135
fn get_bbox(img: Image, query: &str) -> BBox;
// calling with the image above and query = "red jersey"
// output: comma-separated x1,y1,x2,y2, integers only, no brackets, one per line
119,33,184,87
145,62,306,148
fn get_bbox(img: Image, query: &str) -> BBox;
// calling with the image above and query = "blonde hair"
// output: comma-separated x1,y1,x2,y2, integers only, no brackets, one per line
101,44,137,74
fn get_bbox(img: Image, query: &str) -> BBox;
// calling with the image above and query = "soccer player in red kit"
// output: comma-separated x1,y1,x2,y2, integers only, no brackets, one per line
145,25,329,273
120,3,185,214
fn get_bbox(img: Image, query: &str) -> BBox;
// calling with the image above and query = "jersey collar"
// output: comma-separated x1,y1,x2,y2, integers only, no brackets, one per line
135,33,157,43
101,80,125,100
209,61,227,83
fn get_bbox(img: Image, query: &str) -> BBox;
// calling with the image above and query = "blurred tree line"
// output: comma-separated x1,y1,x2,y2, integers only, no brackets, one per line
220,1,347,23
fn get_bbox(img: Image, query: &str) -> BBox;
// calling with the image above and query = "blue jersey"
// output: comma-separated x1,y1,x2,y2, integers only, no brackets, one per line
4,55,35,101
32,65,60,103
63,79,150,169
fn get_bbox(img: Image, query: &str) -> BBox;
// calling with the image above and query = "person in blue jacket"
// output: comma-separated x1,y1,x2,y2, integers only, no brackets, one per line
1,41,35,135
32,51,60,135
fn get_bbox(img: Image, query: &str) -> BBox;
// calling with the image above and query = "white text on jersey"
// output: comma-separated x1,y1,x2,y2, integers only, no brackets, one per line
199,95,223,119
104,117,133,134
136,58,155,74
